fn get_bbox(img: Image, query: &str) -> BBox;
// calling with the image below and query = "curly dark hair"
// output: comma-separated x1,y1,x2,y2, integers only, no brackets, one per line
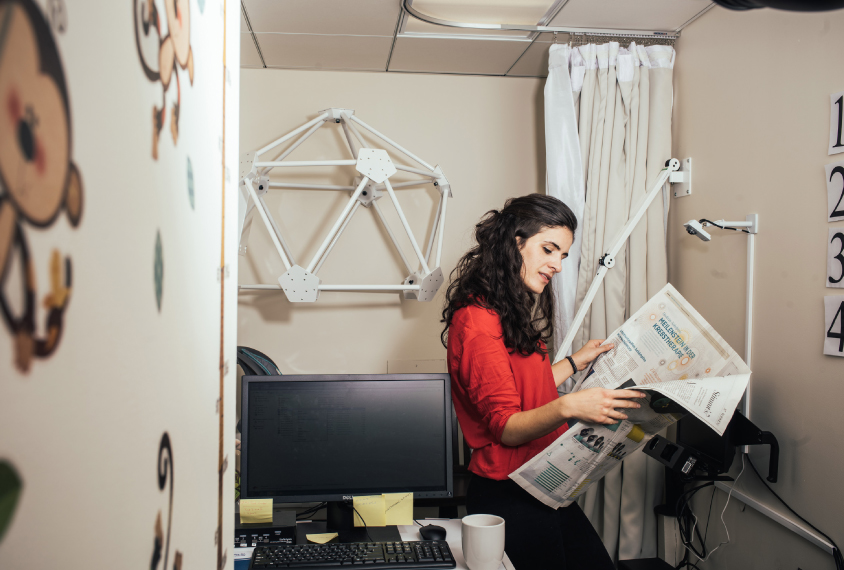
441,194,577,357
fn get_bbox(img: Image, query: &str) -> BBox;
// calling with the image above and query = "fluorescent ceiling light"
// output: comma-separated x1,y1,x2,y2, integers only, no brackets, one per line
411,0,555,25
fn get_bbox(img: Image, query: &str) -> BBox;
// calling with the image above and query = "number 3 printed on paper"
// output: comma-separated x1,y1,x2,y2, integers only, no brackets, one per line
825,160,844,222
831,91,844,156
829,228,844,288
824,296,844,357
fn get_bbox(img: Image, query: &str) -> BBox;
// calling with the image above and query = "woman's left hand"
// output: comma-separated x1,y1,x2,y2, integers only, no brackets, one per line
571,339,614,371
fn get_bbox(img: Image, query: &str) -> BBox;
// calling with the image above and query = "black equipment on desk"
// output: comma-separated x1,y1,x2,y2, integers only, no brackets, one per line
643,410,779,482
250,540,456,569
235,508,296,547
241,374,454,536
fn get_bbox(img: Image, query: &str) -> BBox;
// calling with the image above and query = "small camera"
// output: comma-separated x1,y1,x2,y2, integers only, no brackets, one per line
683,220,711,241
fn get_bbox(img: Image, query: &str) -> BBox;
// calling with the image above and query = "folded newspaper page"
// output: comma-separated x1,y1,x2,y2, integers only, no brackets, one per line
509,283,751,509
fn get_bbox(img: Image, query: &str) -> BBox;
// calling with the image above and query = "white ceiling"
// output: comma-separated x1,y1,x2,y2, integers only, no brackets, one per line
241,0,714,77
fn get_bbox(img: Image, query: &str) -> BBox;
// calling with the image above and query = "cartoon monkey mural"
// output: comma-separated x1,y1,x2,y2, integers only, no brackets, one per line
0,0,83,373
134,0,195,160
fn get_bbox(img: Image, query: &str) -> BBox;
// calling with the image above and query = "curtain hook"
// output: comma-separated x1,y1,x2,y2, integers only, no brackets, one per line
553,31,558,44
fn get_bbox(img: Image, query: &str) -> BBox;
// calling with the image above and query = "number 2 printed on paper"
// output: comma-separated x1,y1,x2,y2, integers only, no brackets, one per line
826,160,844,222
831,91,844,156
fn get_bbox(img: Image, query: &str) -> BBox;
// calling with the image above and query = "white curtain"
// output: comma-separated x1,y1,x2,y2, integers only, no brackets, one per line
545,43,584,373
544,41,676,561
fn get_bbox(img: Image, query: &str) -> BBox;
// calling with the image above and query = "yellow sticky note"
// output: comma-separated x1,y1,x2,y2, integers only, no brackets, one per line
352,495,386,527
307,533,338,544
383,493,413,526
240,498,273,524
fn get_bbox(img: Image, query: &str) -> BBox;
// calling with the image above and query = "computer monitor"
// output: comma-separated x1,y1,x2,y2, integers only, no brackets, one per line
240,373,454,531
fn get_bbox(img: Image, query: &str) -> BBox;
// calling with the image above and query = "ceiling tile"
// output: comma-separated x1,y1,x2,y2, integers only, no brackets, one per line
508,36,566,78
549,0,713,32
389,36,531,75
242,33,264,68
243,0,402,35
241,8,249,32
255,33,394,70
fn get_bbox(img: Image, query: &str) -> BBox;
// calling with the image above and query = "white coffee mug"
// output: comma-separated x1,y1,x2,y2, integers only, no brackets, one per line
462,514,505,570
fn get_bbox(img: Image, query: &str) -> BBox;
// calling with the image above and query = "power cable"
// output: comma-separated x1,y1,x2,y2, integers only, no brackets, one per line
699,218,750,234
701,486,717,549
675,482,714,562
296,502,327,520
350,505,374,543
692,454,746,563
746,455,843,570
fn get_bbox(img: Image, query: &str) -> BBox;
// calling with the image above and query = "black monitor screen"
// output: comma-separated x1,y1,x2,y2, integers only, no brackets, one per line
241,374,453,502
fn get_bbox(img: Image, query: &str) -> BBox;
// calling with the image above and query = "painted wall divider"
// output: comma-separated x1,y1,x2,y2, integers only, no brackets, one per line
0,0,239,568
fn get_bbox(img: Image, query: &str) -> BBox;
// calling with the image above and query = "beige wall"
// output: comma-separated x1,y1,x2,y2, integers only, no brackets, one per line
670,6,844,569
238,69,544,387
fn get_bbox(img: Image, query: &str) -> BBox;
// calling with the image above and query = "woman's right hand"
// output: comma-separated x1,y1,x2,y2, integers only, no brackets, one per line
559,388,646,425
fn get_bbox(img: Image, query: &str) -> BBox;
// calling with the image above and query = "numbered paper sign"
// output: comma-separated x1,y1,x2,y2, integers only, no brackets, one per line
830,228,844,288
824,296,844,357
826,160,844,222
832,91,844,156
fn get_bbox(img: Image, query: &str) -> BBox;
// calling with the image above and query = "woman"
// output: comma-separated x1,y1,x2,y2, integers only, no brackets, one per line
442,194,645,569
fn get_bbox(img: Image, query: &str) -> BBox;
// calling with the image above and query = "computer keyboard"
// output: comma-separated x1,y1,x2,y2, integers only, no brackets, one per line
250,540,456,569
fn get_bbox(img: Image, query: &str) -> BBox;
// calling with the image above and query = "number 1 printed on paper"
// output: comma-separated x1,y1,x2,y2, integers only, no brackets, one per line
831,91,844,156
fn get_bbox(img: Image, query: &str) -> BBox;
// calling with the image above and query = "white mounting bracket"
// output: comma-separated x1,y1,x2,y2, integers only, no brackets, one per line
240,151,257,181
353,176,382,207
278,265,321,302
356,148,397,183
402,267,445,302
432,165,452,198
321,108,356,123
255,176,269,197
599,253,615,268
746,213,759,234
670,157,692,198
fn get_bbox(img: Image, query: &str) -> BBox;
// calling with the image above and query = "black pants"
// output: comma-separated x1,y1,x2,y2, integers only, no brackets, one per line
466,475,615,570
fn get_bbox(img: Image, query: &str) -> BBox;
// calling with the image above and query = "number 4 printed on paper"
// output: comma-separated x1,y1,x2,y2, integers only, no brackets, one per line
825,160,844,222
824,296,844,357
831,91,844,156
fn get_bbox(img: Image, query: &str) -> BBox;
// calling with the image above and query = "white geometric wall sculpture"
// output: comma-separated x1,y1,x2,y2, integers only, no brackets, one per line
238,108,452,303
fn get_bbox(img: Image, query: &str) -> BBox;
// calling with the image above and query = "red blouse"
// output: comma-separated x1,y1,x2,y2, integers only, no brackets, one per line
447,304,568,480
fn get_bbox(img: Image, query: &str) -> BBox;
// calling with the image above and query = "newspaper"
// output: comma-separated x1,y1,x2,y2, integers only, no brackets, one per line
509,283,751,509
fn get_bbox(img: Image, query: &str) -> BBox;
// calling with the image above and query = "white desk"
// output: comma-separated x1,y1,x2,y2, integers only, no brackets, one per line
397,519,514,570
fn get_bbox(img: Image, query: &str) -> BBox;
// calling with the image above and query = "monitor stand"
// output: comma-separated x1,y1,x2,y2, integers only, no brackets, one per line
297,502,402,544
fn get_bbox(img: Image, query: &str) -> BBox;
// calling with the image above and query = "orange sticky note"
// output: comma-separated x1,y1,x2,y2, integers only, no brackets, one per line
240,498,273,524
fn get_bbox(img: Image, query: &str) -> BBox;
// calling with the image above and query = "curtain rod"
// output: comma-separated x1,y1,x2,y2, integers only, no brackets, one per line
401,0,680,41
568,33,676,47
